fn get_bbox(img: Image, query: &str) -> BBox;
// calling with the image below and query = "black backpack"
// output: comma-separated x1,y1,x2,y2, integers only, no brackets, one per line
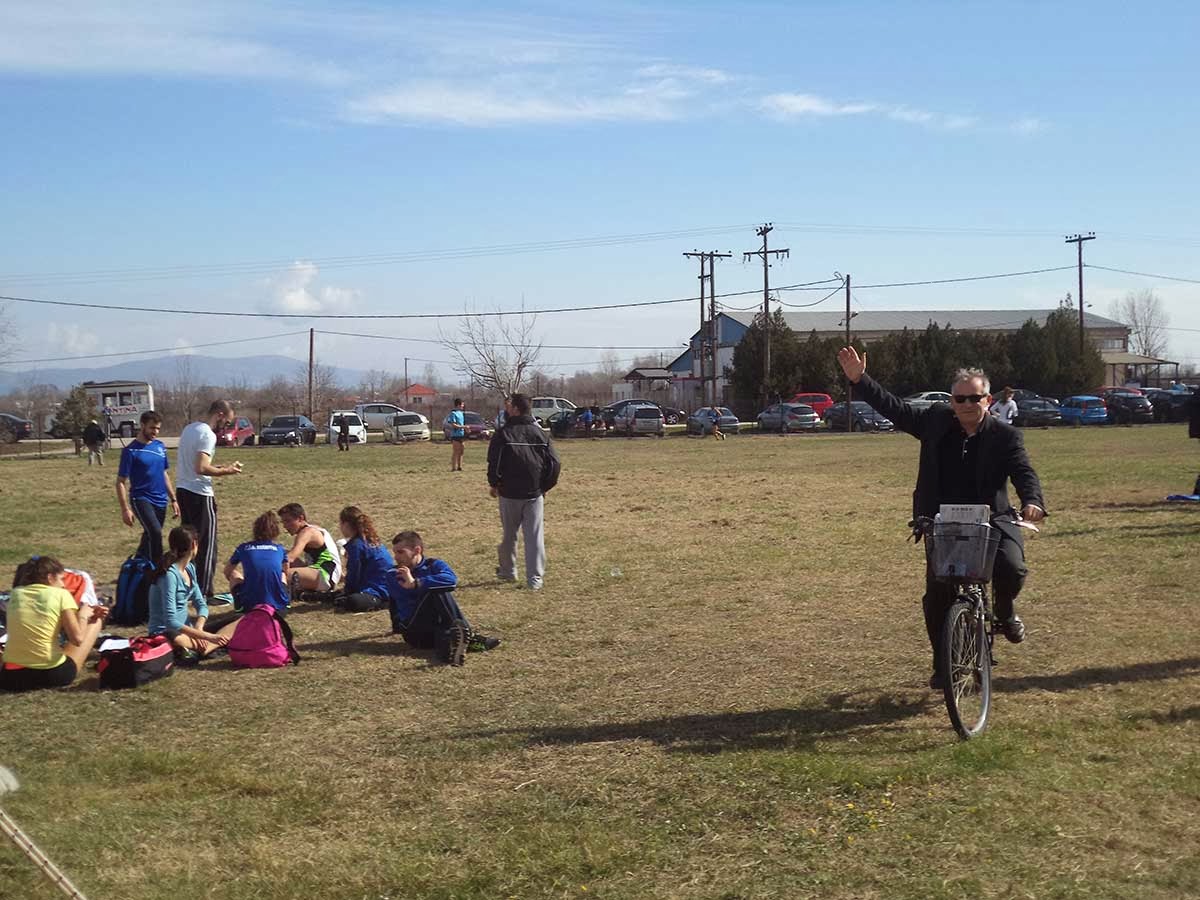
113,556,156,626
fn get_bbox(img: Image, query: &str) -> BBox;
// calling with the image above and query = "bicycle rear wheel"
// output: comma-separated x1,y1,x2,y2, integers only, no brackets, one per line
941,599,992,739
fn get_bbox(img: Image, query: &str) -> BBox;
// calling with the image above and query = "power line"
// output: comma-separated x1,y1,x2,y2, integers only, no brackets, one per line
777,282,846,309
854,265,1075,289
316,329,685,351
1086,264,1200,285
0,331,310,367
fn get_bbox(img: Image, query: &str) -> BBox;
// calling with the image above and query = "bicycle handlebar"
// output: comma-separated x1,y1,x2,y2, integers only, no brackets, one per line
909,508,1040,541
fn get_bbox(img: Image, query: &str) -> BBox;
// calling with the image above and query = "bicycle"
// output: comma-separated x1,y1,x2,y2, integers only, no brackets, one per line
912,509,1038,739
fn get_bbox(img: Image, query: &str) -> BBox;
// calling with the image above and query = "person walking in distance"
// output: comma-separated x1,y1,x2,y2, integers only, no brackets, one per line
82,419,106,466
116,410,179,563
989,387,1018,426
176,400,243,597
337,413,351,452
447,398,466,471
486,393,561,590
836,347,1046,689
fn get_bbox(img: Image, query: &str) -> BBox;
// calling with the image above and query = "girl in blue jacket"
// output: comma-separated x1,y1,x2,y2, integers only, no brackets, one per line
337,506,394,612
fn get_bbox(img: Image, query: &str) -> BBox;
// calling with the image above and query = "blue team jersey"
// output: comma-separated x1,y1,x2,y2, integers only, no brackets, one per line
343,537,395,599
117,439,170,507
228,542,289,611
448,409,465,438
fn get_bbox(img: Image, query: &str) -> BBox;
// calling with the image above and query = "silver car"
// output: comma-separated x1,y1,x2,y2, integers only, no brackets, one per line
757,402,820,433
903,391,952,411
387,412,431,442
625,405,665,436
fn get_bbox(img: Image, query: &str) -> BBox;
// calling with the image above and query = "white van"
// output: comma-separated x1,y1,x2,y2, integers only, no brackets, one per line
530,396,575,425
327,411,368,444
355,402,407,430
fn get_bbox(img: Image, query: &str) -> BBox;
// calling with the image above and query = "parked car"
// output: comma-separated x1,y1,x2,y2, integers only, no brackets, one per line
1098,389,1154,425
355,402,408,431
756,403,821,433
328,411,368,444
823,401,895,432
615,404,666,437
791,392,834,418
657,405,687,426
1058,396,1108,426
686,407,740,435
387,412,431,442
530,396,576,425
1012,397,1062,428
547,407,604,438
1144,388,1195,423
216,416,256,446
443,411,493,440
259,415,317,445
903,391,953,410
0,412,34,443
600,398,653,428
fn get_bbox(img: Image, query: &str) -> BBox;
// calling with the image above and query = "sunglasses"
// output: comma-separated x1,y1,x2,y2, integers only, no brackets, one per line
952,394,986,404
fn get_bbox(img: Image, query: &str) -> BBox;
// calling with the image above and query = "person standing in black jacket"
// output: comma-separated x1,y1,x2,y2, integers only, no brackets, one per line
837,347,1047,689
486,393,561,590
82,419,106,466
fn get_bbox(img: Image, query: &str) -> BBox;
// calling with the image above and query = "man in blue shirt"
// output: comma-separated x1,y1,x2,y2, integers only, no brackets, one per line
447,397,466,472
116,411,179,563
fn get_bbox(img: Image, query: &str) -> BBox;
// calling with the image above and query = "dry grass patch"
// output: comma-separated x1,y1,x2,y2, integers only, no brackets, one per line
1,427,1199,898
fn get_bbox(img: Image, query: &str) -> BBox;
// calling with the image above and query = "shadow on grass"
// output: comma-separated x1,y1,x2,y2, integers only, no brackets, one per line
995,656,1200,694
1043,521,1200,539
464,691,932,755
1084,501,1200,512
1126,704,1200,725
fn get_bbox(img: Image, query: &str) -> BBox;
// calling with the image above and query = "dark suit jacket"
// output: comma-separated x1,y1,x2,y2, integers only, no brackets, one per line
854,374,1046,522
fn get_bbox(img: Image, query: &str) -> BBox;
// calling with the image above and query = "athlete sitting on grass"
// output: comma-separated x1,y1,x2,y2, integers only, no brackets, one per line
149,525,238,662
387,531,500,667
0,556,109,693
224,511,290,614
336,505,394,612
277,502,343,601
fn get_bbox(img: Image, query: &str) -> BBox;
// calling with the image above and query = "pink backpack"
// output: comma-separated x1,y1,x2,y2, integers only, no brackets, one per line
228,606,300,669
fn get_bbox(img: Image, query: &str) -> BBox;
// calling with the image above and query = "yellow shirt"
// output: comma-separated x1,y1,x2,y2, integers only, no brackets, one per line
4,584,78,669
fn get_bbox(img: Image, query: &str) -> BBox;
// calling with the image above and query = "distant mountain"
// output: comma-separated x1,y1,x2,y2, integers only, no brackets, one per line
0,354,370,392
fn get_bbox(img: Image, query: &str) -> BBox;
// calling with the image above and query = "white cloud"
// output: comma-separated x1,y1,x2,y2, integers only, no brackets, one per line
263,261,359,314
1011,116,1048,135
46,322,98,355
635,63,734,85
760,92,989,132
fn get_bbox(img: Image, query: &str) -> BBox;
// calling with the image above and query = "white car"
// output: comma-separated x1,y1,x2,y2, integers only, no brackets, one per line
355,402,408,431
387,412,431,442
328,411,368,444
903,391,953,411
530,396,576,425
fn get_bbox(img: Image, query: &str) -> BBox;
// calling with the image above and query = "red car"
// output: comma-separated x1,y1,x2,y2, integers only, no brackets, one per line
216,416,256,446
792,392,834,418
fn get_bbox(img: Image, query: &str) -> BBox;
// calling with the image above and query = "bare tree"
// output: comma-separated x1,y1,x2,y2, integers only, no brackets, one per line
0,302,15,364
1110,289,1170,358
294,362,343,423
441,311,542,397
358,368,390,400
172,355,203,424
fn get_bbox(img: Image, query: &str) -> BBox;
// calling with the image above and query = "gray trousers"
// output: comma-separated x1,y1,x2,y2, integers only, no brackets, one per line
497,495,545,588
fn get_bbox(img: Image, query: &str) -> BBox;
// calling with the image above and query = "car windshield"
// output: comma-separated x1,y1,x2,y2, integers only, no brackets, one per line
634,407,661,418
716,408,734,417
851,402,872,411
332,415,362,425
394,414,422,425
787,405,814,414
269,417,298,428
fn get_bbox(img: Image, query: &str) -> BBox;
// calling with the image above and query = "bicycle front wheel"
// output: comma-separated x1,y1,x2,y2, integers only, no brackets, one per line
941,599,992,739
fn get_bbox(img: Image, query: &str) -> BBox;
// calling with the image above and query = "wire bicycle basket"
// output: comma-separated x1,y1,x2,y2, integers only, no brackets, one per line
925,522,1001,583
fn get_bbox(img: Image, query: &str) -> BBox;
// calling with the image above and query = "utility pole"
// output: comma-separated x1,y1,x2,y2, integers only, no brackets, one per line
1065,233,1096,353
844,274,852,433
744,224,789,408
403,357,410,406
307,328,314,422
683,250,732,405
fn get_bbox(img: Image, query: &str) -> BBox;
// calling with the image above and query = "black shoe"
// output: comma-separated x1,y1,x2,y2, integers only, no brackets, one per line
468,634,501,652
999,615,1026,644
929,671,945,691
443,620,468,667
174,648,202,668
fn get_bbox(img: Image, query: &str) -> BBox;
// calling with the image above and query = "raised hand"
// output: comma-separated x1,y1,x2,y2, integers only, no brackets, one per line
837,347,867,383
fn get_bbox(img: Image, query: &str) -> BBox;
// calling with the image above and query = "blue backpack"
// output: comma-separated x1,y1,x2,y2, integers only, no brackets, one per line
113,556,156,626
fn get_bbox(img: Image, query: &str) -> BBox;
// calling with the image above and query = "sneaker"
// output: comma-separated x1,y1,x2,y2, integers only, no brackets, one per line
468,634,501,652
443,620,468,667
999,615,1026,644
174,648,202,668
495,568,517,583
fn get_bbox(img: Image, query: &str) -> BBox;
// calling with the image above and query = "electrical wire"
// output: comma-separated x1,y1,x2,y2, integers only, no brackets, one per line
1085,265,1200,285
854,265,1075,289
315,329,684,350
0,331,311,367
778,283,846,309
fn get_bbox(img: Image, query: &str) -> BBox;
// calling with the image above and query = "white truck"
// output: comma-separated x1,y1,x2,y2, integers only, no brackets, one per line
83,380,155,438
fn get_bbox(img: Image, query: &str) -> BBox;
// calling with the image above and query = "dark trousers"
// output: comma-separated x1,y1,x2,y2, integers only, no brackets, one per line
131,498,166,563
923,524,1026,671
178,488,218,597
341,591,386,612
394,590,469,647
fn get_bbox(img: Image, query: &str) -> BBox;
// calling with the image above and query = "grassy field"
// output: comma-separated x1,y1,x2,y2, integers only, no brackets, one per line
1,426,1198,899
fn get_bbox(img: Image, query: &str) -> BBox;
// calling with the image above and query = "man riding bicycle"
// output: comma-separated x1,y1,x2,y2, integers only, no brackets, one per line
837,348,1047,689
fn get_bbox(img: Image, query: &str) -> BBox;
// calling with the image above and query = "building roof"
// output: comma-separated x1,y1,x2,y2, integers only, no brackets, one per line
718,308,1127,334
624,368,674,380
404,383,438,396
1100,350,1176,366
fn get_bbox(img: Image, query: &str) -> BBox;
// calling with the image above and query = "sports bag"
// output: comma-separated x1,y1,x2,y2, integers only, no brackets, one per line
228,606,300,669
113,555,155,626
97,635,175,689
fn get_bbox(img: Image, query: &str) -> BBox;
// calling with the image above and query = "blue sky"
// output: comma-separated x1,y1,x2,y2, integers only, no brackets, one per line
1,0,1198,381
